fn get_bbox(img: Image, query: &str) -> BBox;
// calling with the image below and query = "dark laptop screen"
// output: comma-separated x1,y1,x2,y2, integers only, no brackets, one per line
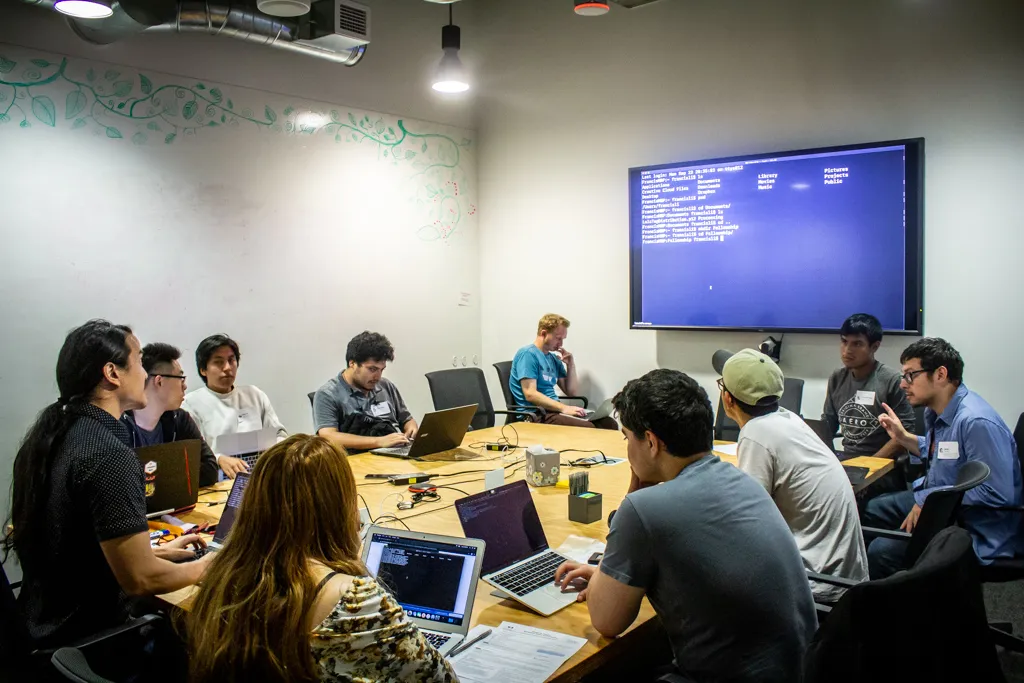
455,480,548,574
213,473,250,545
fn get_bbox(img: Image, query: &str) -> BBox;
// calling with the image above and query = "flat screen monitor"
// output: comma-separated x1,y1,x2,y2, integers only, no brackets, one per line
628,138,924,333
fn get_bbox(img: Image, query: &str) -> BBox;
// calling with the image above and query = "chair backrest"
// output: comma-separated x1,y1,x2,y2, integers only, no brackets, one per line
904,461,991,567
1,563,32,672
493,361,514,408
1014,412,1024,475
780,377,805,416
425,368,494,431
804,526,1006,683
307,391,315,408
715,377,806,441
803,418,836,453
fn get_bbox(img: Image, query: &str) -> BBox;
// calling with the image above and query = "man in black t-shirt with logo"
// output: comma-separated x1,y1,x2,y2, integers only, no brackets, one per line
822,313,915,460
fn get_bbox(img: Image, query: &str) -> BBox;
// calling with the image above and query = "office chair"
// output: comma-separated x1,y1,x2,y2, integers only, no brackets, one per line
424,368,536,430
307,391,315,408
805,526,1006,683
862,460,990,570
1,563,162,682
803,417,837,454
714,377,805,441
491,361,543,425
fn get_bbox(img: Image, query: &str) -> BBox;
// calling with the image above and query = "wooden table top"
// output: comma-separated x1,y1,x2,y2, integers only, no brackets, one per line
164,423,893,682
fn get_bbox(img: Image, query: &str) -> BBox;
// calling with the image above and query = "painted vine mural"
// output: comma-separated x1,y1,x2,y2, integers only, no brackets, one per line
0,50,475,242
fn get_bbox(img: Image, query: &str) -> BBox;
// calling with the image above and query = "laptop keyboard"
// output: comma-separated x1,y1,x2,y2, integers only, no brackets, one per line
492,551,566,597
423,631,452,650
376,446,412,456
241,454,259,468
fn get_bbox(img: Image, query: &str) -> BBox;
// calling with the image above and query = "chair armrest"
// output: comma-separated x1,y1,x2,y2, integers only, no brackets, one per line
861,526,912,541
815,603,833,617
962,504,1024,513
508,404,546,416
560,395,589,409
806,571,862,589
52,647,113,683
67,613,162,650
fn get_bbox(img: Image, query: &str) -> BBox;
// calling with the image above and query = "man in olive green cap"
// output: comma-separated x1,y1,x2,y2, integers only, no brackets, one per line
714,348,868,601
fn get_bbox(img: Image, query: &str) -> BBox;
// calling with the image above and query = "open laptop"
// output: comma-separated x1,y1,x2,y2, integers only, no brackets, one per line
362,526,485,656
371,404,479,461
582,398,615,423
214,428,279,469
137,439,202,518
200,471,250,555
455,480,576,616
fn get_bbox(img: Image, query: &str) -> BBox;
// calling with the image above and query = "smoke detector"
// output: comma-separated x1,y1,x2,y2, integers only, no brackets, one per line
257,0,311,17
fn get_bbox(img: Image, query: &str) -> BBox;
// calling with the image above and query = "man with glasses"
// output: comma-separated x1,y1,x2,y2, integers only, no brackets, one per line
182,334,288,478
314,331,417,452
121,342,220,485
865,337,1021,578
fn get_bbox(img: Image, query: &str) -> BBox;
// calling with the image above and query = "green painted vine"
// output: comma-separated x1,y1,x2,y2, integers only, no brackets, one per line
0,51,475,242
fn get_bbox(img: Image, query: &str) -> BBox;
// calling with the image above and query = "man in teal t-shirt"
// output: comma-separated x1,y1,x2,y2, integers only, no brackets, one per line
510,314,616,429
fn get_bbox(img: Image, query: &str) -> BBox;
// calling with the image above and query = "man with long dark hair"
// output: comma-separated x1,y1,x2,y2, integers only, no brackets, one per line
3,321,208,657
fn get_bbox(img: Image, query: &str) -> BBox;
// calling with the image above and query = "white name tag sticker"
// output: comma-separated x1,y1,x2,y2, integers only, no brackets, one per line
937,442,960,460
370,401,391,418
237,410,252,425
854,390,876,406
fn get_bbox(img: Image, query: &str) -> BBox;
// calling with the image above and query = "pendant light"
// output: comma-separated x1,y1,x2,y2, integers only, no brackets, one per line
53,0,113,19
432,4,469,93
574,1,610,16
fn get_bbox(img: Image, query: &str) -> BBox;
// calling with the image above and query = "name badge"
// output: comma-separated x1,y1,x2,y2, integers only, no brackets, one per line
937,442,960,460
854,390,876,406
237,410,252,426
370,401,391,418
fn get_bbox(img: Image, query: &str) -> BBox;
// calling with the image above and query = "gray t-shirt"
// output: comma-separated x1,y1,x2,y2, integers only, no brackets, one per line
600,455,817,683
313,374,412,434
822,362,915,456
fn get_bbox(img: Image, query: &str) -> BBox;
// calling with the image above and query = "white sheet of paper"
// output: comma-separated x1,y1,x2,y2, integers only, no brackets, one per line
714,442,739,456
451,621,586,683
485,468,505,490
555,535,606,564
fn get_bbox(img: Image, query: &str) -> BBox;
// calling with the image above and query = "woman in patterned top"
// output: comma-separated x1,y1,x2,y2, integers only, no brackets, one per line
187,434,457,683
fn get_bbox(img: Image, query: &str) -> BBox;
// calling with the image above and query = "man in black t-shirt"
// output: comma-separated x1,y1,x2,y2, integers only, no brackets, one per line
121,343,219,486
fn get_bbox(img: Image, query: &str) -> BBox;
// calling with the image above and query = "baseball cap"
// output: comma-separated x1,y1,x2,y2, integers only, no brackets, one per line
712,348,785,406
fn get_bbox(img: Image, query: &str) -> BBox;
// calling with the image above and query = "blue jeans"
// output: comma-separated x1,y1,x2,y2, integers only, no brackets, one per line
862,490,916,579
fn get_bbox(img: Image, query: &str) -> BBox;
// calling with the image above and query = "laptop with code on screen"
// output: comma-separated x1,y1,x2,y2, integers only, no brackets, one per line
455,480,577,616
361,527,485,656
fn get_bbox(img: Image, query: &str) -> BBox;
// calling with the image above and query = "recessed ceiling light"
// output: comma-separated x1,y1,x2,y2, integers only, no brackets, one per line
53,0,113,19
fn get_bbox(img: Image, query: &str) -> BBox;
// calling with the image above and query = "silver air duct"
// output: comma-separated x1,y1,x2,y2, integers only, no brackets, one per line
21,0,367,66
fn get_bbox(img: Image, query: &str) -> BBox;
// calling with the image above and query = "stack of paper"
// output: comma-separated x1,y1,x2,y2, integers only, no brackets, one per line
451,621,587,683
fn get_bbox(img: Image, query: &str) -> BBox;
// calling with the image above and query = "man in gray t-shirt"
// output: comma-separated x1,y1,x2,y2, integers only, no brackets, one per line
823,314,915,458
554,369,816,683
313,332,416,453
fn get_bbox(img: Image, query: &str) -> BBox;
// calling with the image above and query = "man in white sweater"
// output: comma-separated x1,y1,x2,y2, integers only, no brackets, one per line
181,334,288,478
715,348,869,602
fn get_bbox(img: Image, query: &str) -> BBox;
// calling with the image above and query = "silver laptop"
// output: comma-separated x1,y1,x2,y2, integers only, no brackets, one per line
361,526,486,656
371,404,479,461
455,480,576,616
199,472,250,557
214,428,278,469
583,398,615,423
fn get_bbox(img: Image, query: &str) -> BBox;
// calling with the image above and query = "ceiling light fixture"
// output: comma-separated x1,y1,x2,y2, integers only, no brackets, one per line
256,0,311,18
432,4,469,93
53,0,113,19
574,1,610,16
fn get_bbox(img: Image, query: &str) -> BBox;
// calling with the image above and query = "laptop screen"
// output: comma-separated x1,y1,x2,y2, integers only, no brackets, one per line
364,532,478,627
212,472,250,545
455,480,548,575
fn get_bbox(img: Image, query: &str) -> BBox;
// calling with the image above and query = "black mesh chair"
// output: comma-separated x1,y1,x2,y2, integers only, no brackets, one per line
1,563,162,682
862,460,990,571
491,360,579,425
425,368,536,430
803,417,837,454
805,526,1006,683
715,377,804,441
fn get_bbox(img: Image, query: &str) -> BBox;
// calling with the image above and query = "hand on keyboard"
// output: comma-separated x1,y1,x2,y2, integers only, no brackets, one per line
154,533,208,563
553,561,595,602
376,432,411,449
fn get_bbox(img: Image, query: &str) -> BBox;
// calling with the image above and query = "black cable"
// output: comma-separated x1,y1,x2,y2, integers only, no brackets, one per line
357,480,392,486
397,503,456,522
433,485,471,496
373,515,412,530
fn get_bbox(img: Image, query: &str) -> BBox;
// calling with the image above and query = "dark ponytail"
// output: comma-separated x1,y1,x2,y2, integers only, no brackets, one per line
3,320,133,571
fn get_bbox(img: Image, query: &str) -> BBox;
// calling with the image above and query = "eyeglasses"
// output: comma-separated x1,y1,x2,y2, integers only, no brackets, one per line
150,373,186,381
900,369,930,384
716,378,728,394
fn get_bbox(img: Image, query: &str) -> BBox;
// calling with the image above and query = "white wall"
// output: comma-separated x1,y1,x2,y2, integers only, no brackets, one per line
475,0,1024,422
0,1,481,558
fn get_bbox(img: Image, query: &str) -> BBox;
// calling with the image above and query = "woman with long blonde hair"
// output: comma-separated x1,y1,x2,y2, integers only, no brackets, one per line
187,434,457,683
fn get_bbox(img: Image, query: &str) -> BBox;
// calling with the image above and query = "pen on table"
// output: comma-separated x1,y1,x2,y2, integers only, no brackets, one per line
447,628,493,658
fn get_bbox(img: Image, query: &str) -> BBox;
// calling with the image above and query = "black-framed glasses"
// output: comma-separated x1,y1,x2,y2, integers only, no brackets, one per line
716,378,727,393
149,373,186,381
900,369,930,384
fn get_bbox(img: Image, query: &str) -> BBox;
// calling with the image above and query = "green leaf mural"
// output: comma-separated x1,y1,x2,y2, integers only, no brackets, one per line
165,133,177,144
104,70,120,81
106,126,122,139
182,101,197,120
113,80,132,97
265,105,277,123
86,68,95,82
0,56,15,73
210,87,223,104
65,90,86,119
31,95,56,127
30,59,50,68
71,117,86,129
140,74,153,94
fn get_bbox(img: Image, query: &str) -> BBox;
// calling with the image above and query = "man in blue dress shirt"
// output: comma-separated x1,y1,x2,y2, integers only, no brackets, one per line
865,337,1021,578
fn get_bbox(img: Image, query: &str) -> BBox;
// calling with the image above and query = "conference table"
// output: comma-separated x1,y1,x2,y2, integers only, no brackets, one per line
162,423,893,682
